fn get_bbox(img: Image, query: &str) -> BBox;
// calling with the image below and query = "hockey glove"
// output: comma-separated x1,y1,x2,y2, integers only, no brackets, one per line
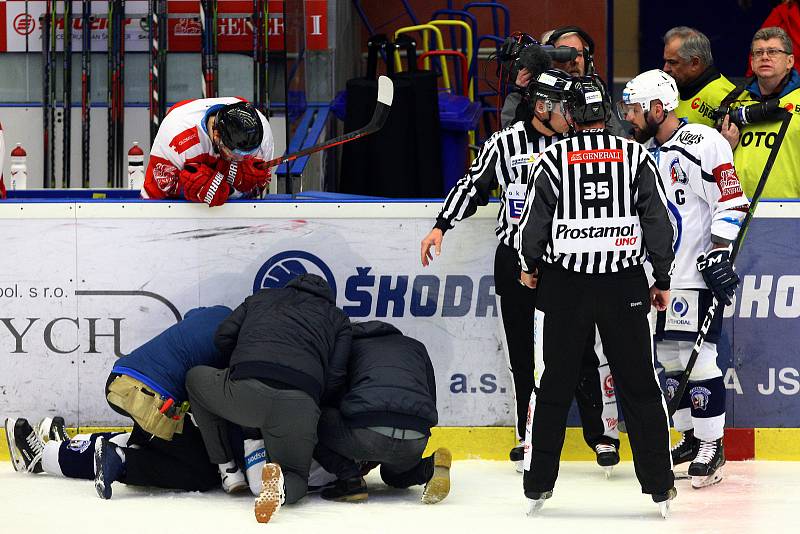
228,158,272,195
181,164,230,207
696,246,739,305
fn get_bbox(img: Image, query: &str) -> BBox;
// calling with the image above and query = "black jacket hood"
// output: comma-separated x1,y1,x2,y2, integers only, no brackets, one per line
286,273,335,304
352,320,401,339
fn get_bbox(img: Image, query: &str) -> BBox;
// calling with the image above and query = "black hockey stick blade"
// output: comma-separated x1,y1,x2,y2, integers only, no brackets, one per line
262,75,394,170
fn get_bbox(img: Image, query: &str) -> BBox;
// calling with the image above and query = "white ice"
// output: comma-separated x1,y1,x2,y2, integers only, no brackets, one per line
0,460,796,533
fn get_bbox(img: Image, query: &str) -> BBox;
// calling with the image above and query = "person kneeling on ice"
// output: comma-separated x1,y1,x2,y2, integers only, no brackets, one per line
186,273,352,523
142,98,274,206
313,320,451,504
4,306,235,498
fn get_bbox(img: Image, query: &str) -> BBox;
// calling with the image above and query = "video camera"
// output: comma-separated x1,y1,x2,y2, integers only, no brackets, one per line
714,98,788,129
496,32,580,83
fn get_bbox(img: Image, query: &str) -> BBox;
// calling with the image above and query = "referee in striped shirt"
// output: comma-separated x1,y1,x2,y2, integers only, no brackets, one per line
420,70,621,472
518,75,677,516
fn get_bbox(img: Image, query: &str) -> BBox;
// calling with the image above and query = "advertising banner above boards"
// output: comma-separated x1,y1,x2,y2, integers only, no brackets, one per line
0,200,797,429
0,0,328,53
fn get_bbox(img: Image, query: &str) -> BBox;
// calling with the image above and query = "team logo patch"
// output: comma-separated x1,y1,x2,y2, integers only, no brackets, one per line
713,163,743,201
669,157,688,185
666,377,680,401
690,386,712,411
567,149,623,164
153,162,179,193
677,131,703,145
67,439,91,454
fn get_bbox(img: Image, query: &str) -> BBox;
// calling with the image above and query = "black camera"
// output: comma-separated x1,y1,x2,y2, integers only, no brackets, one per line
715,98,788,129
496,33,580,83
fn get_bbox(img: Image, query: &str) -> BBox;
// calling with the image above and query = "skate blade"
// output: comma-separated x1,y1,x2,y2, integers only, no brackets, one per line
674,470,691,480
658,500,671,519
334,492,369,503
691,467,723,489
514,459,524,474
603,466,613,479
526,499,546,516
255,464,283,523
93,438,111,500
4,418,22,473
422,448,451,504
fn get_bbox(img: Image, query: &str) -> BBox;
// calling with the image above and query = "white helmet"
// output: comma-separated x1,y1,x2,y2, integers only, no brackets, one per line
621,69,679,113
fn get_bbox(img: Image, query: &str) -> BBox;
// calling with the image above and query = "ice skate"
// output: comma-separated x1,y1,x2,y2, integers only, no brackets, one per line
94,436,125,500
689,438,725,489
320,476,368,502
652,486,677,518
255,463,285,523
524,490,552,516
5,418,44,473
219,463,248,494
36,416,69,443
594,443,619,478
422,447,451,504
671,429,699,466
509,443,524,473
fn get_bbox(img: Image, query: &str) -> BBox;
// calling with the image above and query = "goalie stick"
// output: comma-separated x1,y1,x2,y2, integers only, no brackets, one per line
201,76,394,203
667,111,792,416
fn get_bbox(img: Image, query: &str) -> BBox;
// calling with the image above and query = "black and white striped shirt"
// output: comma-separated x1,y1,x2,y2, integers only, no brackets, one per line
518,129,676,289
434,121,564,248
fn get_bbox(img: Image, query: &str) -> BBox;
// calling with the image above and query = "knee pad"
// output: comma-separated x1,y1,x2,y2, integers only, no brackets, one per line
665,372,691,411
688,376,725,419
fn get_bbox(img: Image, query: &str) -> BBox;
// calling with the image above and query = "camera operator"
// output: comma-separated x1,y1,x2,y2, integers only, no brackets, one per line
501,27,628,137
724,27,800,198
662,27,737,129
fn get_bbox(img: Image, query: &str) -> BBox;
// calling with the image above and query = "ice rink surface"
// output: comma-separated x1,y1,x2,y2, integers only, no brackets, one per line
1,460,796,533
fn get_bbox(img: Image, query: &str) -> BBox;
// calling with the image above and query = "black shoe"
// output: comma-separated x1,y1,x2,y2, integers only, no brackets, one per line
320,477,368,502
652,487,677,518
36,416,69,443
671,429,699,466
510,444,524,473
688,438,725,488
6,418,44,473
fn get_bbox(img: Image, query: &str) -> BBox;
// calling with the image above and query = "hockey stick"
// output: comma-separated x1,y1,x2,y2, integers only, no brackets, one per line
667,112,792,416
198,76,394,203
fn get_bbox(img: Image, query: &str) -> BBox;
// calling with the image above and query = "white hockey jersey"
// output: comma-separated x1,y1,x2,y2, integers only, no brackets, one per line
647,122,749,289
142,97,274,200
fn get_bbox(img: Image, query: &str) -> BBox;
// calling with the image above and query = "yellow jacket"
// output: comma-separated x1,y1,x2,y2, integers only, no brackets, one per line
674,68,736,127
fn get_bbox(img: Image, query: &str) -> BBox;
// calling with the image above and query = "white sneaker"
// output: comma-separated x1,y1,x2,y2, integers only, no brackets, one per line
255,463,285,523
220,463,248,494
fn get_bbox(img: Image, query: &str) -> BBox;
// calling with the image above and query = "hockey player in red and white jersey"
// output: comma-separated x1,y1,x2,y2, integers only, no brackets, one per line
143,98,274,206
618,69,749,489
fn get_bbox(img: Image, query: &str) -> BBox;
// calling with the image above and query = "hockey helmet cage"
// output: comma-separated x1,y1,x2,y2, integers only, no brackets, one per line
215,101,264,155
567,75,612,124
621,69,679,114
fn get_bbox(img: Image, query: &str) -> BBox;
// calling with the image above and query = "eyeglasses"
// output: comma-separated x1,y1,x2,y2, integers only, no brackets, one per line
752,48,790,59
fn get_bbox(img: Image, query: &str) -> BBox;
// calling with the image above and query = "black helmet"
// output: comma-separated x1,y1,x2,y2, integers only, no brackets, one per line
215,101,263,155
526,68,572,116
566,75,612,124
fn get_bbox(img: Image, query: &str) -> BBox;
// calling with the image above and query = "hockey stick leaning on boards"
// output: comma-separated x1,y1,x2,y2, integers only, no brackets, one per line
667,111,792,416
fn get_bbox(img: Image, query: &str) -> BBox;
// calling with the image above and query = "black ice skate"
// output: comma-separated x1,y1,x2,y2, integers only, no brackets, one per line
510,443,524,473
671,429,700,466
688,438,725,489
320,476,368,502
594,442,620,478
94,436,125,499
652,486,677,518
5,418,44,473
524,490,553,516
36,416,69,443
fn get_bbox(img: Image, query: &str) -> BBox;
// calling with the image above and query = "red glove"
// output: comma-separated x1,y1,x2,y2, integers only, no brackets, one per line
226,158,272,195
180,164,230,207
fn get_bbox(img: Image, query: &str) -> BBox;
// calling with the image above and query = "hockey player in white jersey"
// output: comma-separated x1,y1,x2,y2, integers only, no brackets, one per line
618,69,749,489
142,98,274,206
